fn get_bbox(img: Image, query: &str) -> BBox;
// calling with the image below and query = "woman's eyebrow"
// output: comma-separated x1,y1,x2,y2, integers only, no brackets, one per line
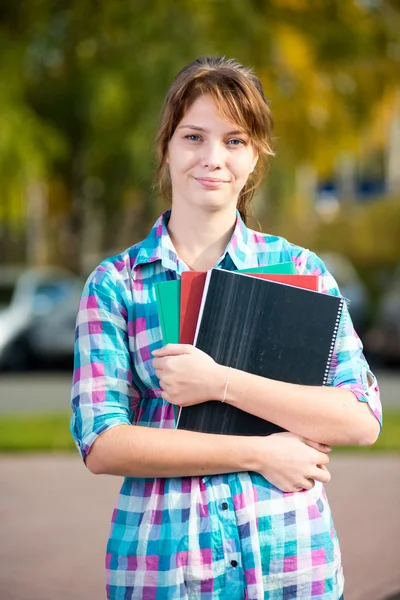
178,124,245,136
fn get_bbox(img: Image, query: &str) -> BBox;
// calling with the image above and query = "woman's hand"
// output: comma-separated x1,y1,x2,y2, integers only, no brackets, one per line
254,432,332,492
152,344,226,406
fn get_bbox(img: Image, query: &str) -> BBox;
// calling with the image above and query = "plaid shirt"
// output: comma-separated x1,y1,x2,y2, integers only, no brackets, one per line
71,210,381,600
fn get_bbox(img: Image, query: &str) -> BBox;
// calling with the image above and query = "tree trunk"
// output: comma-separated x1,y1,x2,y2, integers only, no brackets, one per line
26,181,48,266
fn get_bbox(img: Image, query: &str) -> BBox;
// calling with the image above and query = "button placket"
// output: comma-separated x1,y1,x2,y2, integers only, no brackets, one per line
211,476,243,590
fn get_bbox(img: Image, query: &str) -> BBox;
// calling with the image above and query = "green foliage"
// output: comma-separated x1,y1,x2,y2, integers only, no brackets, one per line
0,1,399,268
0,410,398,454
0,42,65,223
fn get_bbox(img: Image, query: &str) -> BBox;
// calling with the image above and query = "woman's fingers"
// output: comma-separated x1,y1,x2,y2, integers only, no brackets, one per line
299,479,315,490
316,451,330,465
152,344,194,357
303,438,332,453
312,466,331,484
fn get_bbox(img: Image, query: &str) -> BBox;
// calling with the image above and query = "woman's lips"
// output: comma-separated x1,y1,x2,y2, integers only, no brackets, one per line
194,178,228,189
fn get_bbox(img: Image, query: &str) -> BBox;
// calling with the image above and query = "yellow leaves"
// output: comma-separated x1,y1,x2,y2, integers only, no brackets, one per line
271,0,316,11
274,25,315,74
365,86,400,151
47,179,70,217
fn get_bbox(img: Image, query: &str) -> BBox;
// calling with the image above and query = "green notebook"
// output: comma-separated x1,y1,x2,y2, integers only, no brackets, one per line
155,280,181,346
155,261,296,345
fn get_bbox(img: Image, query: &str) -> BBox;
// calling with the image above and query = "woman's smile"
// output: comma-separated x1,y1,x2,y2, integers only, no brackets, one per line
194,177,228,189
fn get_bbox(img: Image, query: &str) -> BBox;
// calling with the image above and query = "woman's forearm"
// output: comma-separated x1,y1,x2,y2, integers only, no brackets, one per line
224,367,380,446
85,423,259,478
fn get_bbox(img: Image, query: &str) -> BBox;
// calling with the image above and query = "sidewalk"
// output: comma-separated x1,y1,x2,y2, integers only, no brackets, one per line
0,454,399,600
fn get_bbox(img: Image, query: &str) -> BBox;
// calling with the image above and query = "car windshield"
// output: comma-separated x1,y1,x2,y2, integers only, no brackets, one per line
32,281,75,313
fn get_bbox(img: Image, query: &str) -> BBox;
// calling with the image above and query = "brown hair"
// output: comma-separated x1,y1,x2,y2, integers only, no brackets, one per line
154,56,275,224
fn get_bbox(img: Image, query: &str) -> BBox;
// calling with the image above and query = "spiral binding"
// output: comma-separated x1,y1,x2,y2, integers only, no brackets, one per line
323,297,345,386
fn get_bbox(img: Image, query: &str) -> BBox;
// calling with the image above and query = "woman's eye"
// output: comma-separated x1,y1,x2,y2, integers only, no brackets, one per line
185,135,202,141
228,138,246,146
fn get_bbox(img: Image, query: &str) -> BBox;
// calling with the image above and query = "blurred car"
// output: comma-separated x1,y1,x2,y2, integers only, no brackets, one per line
28,286,82,366
0,265,82,370
364,263,400,364
319,252,369,337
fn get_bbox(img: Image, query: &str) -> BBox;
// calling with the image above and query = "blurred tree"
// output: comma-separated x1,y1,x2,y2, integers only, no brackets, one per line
0,0,398,271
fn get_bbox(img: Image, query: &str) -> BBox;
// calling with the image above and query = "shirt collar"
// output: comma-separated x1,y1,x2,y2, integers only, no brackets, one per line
223,210,258,270
134,209,258,272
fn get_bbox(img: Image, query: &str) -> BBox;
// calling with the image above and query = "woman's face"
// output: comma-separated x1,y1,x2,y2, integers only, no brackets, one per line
167,94,258,214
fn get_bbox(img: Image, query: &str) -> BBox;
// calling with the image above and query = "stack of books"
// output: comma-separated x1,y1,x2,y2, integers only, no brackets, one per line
155,262,344,436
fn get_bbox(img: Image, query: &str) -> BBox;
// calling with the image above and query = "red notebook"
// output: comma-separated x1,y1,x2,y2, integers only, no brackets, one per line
180,272,320,344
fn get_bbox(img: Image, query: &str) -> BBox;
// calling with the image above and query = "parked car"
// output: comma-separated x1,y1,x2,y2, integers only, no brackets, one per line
28,286,82,367
0,265,82,370
364,263,400,364
319,252,370,337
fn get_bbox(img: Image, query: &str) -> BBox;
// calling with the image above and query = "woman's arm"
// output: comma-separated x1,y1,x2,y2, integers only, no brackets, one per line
85,423,256,477
153,340,380,448
85,423,331,493
222,368,379,447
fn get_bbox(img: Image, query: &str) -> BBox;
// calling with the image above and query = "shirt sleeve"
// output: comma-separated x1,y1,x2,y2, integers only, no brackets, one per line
70,266,133,460
298,249,382,430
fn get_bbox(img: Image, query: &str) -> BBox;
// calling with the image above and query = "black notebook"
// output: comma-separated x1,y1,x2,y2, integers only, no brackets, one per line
177,269,345,436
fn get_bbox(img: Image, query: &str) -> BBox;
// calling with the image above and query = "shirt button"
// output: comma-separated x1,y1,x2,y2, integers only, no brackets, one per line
221,502,228,510
230,560,238,568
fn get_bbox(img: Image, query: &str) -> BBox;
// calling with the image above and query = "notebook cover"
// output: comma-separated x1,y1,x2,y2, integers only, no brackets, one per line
155,262,295,346
154,280,180,345
154,280,180,422
180,273,319,344
241,262,296,275
177,269,344,436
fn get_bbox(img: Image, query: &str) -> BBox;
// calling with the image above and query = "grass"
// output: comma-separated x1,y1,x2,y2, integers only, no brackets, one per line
0,411,399,453
0,412,76,453
335,410,400,453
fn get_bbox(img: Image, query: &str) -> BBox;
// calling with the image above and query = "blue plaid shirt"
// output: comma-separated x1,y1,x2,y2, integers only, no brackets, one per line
71,209,381,599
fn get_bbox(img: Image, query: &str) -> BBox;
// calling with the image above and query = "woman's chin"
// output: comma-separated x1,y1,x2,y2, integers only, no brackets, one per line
172,191,236,214
192,193,233,211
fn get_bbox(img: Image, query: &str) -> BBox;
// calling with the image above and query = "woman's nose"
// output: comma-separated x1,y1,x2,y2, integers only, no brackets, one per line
201,142,223,170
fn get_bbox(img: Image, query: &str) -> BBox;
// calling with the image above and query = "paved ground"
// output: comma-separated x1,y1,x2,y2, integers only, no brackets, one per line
0,454,399,600
0,367,399,413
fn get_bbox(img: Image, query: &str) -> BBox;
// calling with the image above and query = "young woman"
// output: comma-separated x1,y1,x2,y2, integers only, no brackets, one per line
71,56,382,600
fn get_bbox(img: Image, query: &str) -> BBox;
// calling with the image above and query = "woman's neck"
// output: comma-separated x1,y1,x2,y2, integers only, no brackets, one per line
167,204,237,272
